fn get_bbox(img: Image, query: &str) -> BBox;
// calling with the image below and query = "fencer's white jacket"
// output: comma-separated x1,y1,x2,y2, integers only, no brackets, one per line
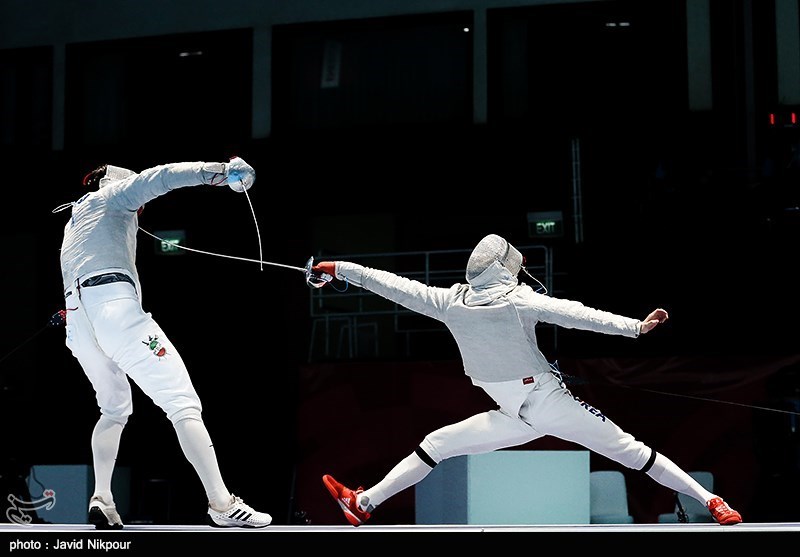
60,162,215,293
334,261,642,383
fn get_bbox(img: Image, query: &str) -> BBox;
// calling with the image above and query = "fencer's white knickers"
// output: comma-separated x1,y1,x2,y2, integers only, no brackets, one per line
64,269,202,424
420,371,652,470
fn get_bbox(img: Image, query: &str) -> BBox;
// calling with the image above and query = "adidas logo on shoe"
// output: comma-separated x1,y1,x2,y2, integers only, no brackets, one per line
206,495,272,528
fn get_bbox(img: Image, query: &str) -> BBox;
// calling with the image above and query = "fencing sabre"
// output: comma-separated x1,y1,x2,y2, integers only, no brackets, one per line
138,228,332,288
138,180,334,288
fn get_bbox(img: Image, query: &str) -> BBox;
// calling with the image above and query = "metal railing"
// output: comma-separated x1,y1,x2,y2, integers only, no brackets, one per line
308,245,553,361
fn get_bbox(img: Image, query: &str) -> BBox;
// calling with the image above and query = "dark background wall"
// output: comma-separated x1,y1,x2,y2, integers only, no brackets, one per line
0,0,798,528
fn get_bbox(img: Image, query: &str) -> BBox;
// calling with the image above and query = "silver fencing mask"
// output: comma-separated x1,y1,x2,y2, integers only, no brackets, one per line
465,234,523,282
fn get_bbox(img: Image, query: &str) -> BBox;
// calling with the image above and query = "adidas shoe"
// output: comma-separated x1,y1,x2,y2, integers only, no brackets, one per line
322,474,371,526
206,494,272,528
707,497,742,525
88,495,123,530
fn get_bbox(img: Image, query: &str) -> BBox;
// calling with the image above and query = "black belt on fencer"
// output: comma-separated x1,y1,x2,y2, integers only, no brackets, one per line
80,272,134,288
64,272,135,298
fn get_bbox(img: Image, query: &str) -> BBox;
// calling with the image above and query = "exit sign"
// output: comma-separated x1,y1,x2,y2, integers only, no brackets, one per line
154,229,186,255
527,211,563,238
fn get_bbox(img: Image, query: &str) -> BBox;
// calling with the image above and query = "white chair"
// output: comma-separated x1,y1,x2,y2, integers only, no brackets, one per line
590,470,635,524
657,471,716,523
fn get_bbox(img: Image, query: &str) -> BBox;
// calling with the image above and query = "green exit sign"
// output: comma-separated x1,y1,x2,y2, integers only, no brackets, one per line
154,230,186,255
527,211,563,238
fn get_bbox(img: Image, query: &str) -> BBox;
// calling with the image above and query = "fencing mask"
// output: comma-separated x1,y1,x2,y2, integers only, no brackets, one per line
465,234,523,282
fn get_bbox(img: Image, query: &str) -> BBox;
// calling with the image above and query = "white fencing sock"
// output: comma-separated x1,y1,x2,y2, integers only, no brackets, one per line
174,417,231,510
91,415,125,503
360,451,433,512
646,452,715,504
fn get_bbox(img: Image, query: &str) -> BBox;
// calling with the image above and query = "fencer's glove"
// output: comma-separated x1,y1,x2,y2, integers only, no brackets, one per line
226,156,255,192
312,261,337,279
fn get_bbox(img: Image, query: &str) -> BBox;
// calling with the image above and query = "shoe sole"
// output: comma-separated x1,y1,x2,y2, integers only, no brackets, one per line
88,507,123,530
205,514,271,528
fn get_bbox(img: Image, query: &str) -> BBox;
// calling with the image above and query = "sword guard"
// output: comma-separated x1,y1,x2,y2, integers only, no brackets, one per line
304,256,333,289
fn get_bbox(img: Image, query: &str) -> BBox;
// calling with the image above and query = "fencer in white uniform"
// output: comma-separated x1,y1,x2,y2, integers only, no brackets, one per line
57,158,271,529
315,234,742,526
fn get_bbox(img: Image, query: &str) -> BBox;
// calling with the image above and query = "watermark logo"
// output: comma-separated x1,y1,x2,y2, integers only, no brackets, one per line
6,490,56,525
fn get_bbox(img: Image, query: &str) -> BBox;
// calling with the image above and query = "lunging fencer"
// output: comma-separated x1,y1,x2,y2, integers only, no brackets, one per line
314,234,742,526
55,158,271,529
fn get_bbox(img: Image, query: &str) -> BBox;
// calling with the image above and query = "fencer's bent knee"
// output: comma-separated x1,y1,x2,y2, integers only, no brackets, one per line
170,407,202,425
100,413,128,427
639,449,657,473
418,438,443,467
415,446,438,468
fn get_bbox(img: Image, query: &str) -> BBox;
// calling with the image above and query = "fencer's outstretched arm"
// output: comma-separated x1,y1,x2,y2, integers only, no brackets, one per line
311,261,453,321
105,157,256,213
315,261,670,338
60,157,256,291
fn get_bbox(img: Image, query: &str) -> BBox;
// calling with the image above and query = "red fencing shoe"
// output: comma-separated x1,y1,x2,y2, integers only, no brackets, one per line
707,497,742,525
322,474,371,526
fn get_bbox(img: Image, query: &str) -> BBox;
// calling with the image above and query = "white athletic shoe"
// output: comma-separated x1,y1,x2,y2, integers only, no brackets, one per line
88,495,123,530
206,494,272,528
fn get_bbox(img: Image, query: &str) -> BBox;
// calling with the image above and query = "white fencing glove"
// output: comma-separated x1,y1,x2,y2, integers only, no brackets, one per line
226,156,255,192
